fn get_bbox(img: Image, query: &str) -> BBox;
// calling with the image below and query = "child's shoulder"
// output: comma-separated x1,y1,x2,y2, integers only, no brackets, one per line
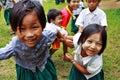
95,7,106,13
81,8,89,12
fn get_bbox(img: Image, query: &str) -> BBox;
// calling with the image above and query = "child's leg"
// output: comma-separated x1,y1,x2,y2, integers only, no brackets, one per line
63,43,68,61
50,38,60,55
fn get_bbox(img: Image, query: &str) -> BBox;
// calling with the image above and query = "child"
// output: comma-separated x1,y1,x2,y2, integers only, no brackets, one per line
61,0,80,29
65,24,107,80
75,0,107,33
45,8,69,55
0,0,59,80
0,0,15,25
71,0,84,34
60,0,80,56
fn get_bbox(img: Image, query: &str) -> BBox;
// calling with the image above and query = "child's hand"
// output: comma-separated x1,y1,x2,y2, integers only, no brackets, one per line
63,37,74,48
73,15,76,20
65,53,74,62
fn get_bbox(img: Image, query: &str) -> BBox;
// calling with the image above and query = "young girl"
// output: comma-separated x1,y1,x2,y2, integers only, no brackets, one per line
75,0,107,33
65,24,107,80
0,0,60,80
71,0,84,34
61,0,80,29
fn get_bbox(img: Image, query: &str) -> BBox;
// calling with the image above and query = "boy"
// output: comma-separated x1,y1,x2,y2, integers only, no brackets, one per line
45,8,73,55
75,0,107,33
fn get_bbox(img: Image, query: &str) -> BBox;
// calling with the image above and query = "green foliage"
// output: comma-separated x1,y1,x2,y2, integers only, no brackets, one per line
0,0,120,80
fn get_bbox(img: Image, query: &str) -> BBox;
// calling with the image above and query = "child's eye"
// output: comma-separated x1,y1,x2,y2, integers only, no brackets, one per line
32,26,39,29
96,42,102,46
20,27,26,31
87,40,93,44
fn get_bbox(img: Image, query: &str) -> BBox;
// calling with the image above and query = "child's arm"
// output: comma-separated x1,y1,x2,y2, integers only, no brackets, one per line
65,53,90,74
0,37,15,60
57,31,74,48
78,25,83,33
0,6,2,11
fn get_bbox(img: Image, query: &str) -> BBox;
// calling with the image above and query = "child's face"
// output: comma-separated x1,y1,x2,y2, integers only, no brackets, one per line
52,14,62,27
87,0,99,12
82,32,102,56
15,11,43,47
69,0,80,10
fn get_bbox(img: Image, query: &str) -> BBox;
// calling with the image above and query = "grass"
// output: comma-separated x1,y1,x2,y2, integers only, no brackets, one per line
0,0,120,80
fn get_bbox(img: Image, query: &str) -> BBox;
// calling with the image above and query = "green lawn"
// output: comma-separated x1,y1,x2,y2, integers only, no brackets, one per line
0,0,120,80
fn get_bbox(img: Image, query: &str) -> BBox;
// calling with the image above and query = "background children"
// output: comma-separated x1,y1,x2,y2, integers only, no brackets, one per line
65,24,107,80
60,0,80,56
61,0,80,29
75,0,107,33
55,0,65,5
0,0,15,25
0,0,58,80
45,8,68,55
71,0,84,34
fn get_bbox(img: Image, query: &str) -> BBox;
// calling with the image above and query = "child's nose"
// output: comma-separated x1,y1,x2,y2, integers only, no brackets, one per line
26,31,34,37
91,43,96,49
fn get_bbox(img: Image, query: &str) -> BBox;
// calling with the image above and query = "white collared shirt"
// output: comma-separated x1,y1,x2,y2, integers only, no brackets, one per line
73,33,103,79
75,7,107,28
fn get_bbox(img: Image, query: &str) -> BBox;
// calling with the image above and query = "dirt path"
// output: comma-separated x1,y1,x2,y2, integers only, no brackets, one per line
99,0,120,9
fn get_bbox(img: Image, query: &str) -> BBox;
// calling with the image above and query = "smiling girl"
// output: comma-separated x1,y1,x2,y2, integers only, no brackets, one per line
65,24,107,80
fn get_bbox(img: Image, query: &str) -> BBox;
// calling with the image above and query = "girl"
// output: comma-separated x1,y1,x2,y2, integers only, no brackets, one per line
71,0,84,34
0,0,71,80
65,24,107,80
61,0,80,29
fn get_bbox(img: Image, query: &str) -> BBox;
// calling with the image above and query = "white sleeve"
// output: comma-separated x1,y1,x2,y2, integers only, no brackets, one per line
0,37,17,60
73,33,81,49
87,55,103,74
75,10,84,27
100,12,107,27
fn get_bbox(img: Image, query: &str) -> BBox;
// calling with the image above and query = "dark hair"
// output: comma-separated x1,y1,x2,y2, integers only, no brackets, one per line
86,0,101,2
78,24,107,55
10,0,46,32
47,8,62,23
67,0,71,3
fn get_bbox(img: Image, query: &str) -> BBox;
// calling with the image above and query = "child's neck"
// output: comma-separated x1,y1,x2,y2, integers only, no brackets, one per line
89,8,96,13
81,49,88,57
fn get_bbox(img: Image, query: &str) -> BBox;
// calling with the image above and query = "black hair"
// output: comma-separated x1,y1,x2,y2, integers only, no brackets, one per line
78,24,107,55
86,0,101,2
47,8,62,23
10,0,46,32
67,0,71,3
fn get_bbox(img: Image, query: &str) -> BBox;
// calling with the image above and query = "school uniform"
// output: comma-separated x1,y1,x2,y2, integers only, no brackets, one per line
69,33,104,80
71,2,84,33
45,22,68,49
61,6,73,29
75,7,107,28
0,30,58,80
0,0,14,25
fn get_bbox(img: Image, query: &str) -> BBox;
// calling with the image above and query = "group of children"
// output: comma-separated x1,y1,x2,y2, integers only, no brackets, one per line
0,0,107,80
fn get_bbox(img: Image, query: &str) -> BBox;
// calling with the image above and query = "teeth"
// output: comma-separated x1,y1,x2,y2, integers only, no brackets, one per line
27,39,34,42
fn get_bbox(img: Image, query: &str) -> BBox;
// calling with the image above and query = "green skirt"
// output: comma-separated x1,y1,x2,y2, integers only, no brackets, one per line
71,15,79,33
16,57,58,80
69,65,104,80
